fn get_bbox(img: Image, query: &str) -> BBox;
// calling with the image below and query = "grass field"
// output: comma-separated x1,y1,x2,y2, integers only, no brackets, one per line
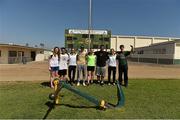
0,79,180,119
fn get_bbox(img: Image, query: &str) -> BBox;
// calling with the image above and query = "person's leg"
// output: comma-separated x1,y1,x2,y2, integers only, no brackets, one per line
112,67,116,85
50,71,55,88
68,66,72,83
100,67,106,85
118,65,123,85
82,65,86,86
77,65,81,85
87,70,91,84
124,65,128,87
96,66,100,83
91,70,94,83
108,66,111,84
72,66,76,83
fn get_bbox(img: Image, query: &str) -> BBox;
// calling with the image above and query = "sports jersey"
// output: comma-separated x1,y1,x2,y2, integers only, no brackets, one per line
77,51,86,65
49,55,59,67
87,54,96,66
69,54,77,66
108,54,117,67
59,53,69,70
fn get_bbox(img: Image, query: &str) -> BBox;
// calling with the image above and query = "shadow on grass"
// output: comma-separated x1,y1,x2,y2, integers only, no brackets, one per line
43,101,97,119
41,82,50,88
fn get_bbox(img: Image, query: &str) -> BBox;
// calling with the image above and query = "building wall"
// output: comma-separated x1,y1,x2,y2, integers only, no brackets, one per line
135,37,152,48
111,35,180,51
130,42,178,64
0,46,44,64
175,43,180,59
0,47,8,64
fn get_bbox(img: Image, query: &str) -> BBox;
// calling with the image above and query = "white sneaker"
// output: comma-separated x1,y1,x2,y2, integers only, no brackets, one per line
77,82,80,86
83,82,86,86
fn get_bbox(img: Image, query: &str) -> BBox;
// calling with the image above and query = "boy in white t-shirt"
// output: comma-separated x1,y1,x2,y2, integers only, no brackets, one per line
58,47,69,81
108,48,117,85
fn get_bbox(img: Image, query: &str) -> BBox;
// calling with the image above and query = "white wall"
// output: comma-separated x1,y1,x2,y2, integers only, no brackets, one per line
135,38,152,48
175,43,180,59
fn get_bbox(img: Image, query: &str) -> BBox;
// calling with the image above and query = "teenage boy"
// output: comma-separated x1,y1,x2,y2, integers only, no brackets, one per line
116,45,133,87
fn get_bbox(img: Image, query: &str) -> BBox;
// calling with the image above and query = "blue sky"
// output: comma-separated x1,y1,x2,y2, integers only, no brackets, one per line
0,0,180,49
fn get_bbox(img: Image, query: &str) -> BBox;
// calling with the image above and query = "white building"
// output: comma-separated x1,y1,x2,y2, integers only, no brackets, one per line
0,43,47,64
130,40,180,64
111,35,180,51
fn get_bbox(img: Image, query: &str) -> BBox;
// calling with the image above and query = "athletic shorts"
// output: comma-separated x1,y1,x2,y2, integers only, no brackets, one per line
58,69,67,76
96,66,106,77
51,66,59,72
87,66,95,71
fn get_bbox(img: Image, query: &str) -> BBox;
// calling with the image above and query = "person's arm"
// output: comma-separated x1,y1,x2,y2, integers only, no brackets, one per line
125,45,134,56
48,55,52,71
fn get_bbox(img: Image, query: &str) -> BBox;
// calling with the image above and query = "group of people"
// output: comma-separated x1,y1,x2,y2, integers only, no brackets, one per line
49,44,133,88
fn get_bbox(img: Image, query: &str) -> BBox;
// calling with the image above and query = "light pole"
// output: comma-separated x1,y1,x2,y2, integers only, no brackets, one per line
88,0,92,50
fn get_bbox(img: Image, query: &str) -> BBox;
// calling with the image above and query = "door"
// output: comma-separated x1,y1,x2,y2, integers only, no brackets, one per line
31,51,36,61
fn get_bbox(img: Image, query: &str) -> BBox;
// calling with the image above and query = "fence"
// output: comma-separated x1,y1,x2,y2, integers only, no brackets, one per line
129,54,175,64
8,57,33,64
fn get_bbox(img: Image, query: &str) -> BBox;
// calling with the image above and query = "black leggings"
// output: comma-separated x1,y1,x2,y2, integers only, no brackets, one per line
108,66,116,83
68,66,76,83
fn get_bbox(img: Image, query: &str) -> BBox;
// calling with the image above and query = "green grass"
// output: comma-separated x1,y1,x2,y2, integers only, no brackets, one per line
0,79,180,119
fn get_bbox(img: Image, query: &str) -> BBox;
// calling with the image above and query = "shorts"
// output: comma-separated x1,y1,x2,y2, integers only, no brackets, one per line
51,67,59,72
96,66,106,77
58,69,67,76
87,66,95,71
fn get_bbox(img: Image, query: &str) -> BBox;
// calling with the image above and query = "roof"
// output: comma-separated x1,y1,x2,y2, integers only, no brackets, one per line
111,35,180,40
135,40,180,50
0,43,45,50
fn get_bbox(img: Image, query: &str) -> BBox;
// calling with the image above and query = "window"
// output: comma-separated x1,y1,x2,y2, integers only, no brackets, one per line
153,48,166,54
68,44,73,48
67,37,72,40
73,37,77,40
9,51,17,57
104,38,110,42
138,50,144,54
82,34,88,38
93,44,99,49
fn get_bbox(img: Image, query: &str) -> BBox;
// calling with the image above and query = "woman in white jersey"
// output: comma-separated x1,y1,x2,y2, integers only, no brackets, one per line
108,48,117,85
68,48,77,86
58,47,69,81
49,47,60,88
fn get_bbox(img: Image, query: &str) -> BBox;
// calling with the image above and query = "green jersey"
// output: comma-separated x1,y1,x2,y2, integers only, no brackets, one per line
87,55,96,66
116,51,131,65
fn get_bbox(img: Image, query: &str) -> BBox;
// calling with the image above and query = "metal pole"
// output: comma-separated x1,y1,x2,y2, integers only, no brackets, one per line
88,0,92,50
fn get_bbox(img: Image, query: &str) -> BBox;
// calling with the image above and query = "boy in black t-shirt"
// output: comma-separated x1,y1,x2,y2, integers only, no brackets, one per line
94,45,109,85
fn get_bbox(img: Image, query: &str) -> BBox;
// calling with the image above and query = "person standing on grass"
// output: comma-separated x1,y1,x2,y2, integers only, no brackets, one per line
94,45,109,86
49,47,60,88
77,45,87,86
68,48,77,86
86,49,96,85
107,48,117,86
116,45,134,87
58,47,69,81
